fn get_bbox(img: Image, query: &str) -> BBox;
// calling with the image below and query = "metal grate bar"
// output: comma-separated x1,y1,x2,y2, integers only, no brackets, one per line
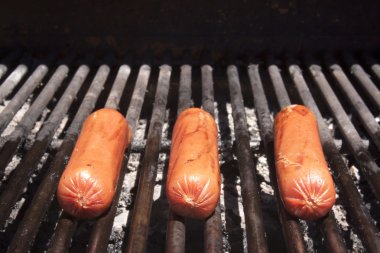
0,51,22,81
3,64,90,252
287,60,380,253
227,65,268,253
201,65,216,116
3,65,109,253
177,65,193,115
0,64,49,134
202,65,223,253
125,65,152,135
49,62,130,252
247,64,307,253
87,65,150,253
288,63,348,253
126,65,172,253
268,64,291,108
362,54,380,85
0,64,69,178
326,55,380,151
165,65,193,253
307,62,380,201
165,64,191,253
343,54,380,110
318,212,348,253
49,65,129,252
49,63,131,253
105,65,131,109
0,63,29,104
47,213,78,253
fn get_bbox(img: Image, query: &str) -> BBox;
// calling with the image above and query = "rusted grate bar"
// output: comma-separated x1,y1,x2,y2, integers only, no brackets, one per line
87,64,150,253
3,65,109,253
126,65,171,253
286,59,380,253
227,65,268,253
287,63,347,253
166,64,191,253
247,64,308,253
325,55,380,151
202,64,223,253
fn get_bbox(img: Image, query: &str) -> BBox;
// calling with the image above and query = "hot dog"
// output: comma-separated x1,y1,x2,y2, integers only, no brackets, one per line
274,104,336,220
166,108,220,219
57,108,130,219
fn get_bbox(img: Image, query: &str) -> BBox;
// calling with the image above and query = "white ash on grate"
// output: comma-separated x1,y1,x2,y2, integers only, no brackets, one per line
24,107,51,149
49,115,69,150
107,152,141,253
0,98,32,142
2,152,50,229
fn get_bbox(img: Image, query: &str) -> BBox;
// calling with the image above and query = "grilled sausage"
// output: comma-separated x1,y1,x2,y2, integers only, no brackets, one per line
166,108,220,219
57,108,130,219
274,104,336,220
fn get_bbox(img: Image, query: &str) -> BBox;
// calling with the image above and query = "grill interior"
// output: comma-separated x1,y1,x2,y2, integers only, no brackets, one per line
0,51,379,253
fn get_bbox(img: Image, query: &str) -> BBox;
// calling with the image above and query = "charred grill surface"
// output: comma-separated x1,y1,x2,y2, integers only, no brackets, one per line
0,51,379,253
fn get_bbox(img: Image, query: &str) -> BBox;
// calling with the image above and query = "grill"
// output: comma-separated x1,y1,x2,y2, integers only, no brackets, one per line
0,51,379,253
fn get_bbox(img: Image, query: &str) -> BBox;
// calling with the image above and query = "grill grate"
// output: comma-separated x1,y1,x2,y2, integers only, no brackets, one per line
0,51,379,253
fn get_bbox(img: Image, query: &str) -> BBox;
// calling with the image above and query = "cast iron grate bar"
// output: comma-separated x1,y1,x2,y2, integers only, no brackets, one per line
343,54,380,110
283,58,380,253
126,64,171,253
0,57,54,134
49,63,123,252
0,51,23,80
227,65,269,253
306,59,380,202
87,64,150,253
0,62,88,231
104,65,131,109
49,62,130,252
361,54,380,85
268,63,291,108
325,55,380,151
48,63,133,253
0,61,70,179
3,64,109,253
177,65,193,115
165,64,192,253
247,64,308,253
0,58,29,104
202,64,223,253
287,62,347,253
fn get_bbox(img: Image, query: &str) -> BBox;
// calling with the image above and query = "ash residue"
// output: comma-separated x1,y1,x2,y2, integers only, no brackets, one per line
0,98,32,138
49,115,69,150
24,107,50,149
